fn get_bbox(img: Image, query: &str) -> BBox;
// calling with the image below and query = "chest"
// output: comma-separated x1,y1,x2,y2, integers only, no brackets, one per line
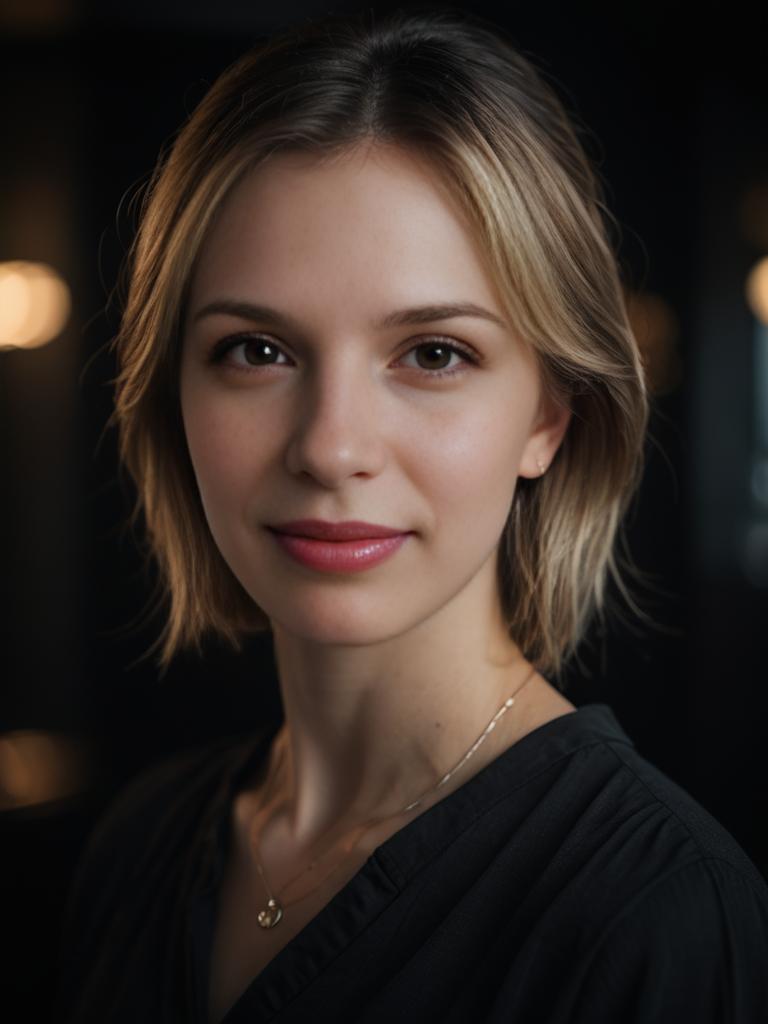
206,844,372,1024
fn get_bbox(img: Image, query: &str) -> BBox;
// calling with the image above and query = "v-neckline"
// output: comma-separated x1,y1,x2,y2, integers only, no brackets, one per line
186,703,627,1022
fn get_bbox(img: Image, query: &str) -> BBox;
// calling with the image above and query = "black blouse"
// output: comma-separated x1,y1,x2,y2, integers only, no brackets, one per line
55,703,768,1022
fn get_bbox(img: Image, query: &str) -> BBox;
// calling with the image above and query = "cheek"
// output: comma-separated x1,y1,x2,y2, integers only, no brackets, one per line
181,392,271,517
418,405,528,531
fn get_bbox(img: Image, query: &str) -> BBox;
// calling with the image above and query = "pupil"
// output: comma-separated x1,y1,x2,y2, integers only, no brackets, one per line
420,344,449,369
245,340,274,365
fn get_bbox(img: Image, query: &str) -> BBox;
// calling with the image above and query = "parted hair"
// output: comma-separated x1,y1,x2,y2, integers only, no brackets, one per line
108,5,652,682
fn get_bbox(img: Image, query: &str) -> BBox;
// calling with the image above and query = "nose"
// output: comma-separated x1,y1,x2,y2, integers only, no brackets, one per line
284,353,387,488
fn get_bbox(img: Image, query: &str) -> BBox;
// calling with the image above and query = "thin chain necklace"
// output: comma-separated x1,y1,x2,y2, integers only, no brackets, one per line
250,664,537,928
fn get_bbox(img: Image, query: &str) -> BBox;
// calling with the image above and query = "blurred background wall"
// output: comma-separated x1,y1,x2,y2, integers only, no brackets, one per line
1,0,767,1018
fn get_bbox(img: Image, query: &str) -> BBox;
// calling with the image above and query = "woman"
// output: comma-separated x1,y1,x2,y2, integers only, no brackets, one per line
56,7,768,1023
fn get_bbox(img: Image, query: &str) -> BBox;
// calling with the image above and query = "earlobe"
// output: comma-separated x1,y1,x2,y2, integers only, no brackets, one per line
520,399,572,479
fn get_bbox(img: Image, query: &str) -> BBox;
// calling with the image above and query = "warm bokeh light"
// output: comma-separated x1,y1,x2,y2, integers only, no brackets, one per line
0,260,71,349
0,730,90,811
746,257,768,326
624,290,682,396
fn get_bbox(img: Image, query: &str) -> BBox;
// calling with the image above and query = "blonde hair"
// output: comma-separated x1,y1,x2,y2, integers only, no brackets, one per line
109,6,652,682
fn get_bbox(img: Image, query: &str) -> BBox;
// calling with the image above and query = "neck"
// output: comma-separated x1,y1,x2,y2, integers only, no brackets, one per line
259,574,566,853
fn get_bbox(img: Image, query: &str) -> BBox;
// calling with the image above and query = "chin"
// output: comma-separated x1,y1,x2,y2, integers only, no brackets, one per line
267,596,422,648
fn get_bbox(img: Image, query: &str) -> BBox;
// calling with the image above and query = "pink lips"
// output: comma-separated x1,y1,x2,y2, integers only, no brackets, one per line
267,520,411,573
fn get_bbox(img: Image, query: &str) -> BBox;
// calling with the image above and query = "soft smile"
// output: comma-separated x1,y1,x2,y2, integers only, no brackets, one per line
267,521,412,573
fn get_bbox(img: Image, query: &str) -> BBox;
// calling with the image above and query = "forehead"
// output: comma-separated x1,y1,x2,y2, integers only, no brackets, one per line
189,143,504,315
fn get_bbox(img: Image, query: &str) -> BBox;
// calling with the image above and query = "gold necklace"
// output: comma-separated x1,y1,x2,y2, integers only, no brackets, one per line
250,664,537,928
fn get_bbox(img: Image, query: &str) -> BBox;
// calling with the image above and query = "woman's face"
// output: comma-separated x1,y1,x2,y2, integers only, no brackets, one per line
180,143,570,645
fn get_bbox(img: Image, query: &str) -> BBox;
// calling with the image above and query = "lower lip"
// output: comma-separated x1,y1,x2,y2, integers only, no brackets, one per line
269,530,410,573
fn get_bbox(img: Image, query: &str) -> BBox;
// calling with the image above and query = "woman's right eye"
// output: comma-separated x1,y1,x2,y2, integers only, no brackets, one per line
208,334,289,370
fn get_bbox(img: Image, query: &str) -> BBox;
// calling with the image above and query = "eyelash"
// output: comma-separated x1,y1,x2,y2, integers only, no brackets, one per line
207,333,479,380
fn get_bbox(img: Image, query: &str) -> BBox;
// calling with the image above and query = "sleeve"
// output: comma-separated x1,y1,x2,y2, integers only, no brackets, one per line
53,760,175,1021
571,857,768,1023
53,744,218,1023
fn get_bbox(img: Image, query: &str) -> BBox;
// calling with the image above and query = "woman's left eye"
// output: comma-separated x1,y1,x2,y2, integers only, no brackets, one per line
399,338,477,377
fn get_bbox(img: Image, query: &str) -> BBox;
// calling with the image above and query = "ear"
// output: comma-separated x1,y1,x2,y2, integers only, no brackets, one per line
518,389,572,480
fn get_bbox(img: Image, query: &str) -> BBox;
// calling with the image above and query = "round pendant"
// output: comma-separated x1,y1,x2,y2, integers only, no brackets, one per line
257,897,283,929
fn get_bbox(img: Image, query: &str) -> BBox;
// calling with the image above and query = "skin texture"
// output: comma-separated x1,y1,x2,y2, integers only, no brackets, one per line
179,141,575,861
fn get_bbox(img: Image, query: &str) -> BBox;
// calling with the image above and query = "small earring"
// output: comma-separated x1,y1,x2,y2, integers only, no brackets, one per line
536,458,547,476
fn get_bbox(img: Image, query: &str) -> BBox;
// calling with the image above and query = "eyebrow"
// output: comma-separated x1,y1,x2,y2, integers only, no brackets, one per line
191,299,508,331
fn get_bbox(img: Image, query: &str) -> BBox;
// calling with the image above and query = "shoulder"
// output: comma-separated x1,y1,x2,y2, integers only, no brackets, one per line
59,730,262,943
570,855,768,1021
549,723,768,1020
54,734,255,1021
76,735,245,880
597,733,767,890
531,706,768,896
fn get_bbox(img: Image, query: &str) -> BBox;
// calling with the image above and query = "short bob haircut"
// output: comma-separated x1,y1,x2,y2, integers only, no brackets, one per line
109,5,652,683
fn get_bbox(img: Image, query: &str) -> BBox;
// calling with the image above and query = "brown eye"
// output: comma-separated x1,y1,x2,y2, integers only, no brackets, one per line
210,334,289,368
241,338,282,366
413,342,455,372
400,338,477,378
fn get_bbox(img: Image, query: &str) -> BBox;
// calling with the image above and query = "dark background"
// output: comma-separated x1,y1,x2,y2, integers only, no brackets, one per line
1,1,767,1020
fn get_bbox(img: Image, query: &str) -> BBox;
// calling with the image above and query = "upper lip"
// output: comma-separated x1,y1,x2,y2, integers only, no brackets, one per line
268,519,408,541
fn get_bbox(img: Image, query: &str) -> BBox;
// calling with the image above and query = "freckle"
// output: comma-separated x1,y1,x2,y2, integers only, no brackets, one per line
434,721,442,729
